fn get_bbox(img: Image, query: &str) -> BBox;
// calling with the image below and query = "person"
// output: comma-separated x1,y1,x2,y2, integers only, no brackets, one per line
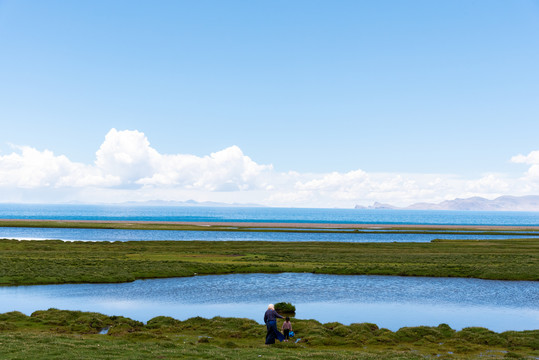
264,304,284,344
282,316,292,342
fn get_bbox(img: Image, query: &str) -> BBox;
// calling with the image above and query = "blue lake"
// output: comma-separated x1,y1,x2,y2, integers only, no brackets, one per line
1,227,538,243
1,204,538,226
1,205,537,333
1,273,537,332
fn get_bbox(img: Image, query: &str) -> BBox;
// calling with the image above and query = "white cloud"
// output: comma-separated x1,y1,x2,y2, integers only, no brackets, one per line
466,174,509,194
0,129,538,207
295,170,368,191
95,129,278,191
0,145,117,188
95,128,160,182
0,129,274,193
511,150,539,165
511,150,539,182
527,165,539,180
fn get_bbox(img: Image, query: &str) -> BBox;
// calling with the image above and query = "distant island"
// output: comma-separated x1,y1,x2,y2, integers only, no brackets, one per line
355,195,539,211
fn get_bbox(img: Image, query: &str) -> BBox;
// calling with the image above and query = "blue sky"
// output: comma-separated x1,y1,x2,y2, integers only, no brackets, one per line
0,0,538,207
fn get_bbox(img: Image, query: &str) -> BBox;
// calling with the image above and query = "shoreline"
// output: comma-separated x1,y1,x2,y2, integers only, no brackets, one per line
1,218,539,231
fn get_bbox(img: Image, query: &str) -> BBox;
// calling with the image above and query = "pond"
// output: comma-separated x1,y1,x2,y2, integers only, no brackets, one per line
1,273,537,332
1,227,538,242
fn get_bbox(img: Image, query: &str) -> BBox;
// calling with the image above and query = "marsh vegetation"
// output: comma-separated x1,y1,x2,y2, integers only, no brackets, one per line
1,228,537,358
1,238,537,286
0,309,537,359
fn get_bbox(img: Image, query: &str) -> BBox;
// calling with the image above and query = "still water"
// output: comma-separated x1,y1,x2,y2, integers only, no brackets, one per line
1,227,538,243
1,273,537,332
1,204,538,226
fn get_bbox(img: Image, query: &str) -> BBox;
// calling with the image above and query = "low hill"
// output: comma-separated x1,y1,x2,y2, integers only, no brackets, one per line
355,195,539,211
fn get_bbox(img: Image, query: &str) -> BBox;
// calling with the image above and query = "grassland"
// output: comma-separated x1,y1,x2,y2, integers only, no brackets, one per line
0,309,537,359
1,223,537,358
0,238,538,286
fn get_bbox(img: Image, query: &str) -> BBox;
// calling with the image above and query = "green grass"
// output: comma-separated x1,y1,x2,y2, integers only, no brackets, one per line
0,309,537,359
1,238,538,285
1,230,537,358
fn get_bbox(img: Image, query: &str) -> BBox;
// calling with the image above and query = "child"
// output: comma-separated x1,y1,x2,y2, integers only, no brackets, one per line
281,316,292,342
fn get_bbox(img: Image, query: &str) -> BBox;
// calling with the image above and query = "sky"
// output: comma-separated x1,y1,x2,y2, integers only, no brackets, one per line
0,0,538,208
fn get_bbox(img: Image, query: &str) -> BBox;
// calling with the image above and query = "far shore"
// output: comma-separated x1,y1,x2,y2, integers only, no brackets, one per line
1,218,539,231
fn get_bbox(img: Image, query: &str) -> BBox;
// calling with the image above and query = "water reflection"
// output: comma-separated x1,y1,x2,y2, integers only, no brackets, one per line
1,273,537,332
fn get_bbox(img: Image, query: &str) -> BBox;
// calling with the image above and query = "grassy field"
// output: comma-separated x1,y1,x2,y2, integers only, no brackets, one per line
1,226,537,358
0,309,537,359
0,238,538,285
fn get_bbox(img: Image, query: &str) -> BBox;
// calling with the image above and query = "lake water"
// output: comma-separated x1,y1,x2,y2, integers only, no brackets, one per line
1,204,538,226
1,273,537,332
1,227,538,243
1,205,538,332
1,205,538,242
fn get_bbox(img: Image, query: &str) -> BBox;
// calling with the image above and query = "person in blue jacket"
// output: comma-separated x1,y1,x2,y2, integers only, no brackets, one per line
264,304,285,344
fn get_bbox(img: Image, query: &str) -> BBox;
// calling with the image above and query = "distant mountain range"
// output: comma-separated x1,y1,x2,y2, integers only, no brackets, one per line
355,195,539,211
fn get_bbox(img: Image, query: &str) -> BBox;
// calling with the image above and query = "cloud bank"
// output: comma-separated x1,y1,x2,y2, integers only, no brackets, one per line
512,150,539,181
0,129,537,207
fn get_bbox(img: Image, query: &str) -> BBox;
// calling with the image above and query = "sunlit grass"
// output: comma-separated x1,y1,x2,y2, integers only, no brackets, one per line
1,238,537,285
0,309,537,359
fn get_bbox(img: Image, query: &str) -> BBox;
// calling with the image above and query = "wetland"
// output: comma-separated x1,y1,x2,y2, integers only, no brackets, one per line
1,214,538,359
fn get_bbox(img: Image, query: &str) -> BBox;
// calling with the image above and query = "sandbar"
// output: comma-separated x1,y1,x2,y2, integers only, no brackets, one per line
1,218,538,231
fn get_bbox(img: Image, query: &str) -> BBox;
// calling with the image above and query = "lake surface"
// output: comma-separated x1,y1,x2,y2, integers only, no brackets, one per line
1,273,537,332
1,204,538,226
1,205,537,333
1,227,538,243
